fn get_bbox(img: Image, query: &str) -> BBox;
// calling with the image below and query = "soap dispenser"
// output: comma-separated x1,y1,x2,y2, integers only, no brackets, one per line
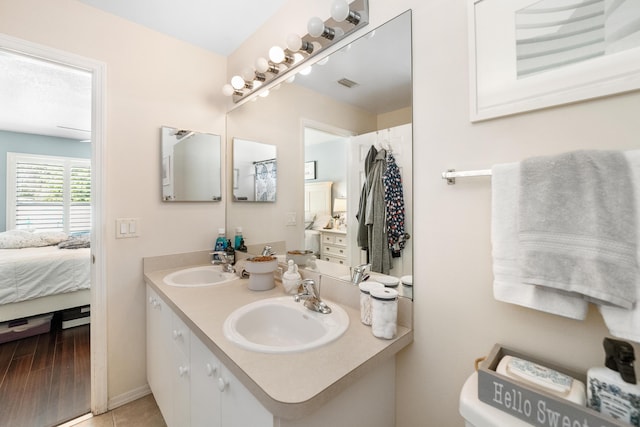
282,260,301,295
587,337,640,426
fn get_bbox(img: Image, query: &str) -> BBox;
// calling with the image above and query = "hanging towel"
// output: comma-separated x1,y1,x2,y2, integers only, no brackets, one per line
492,162,589,320
599,150,640,342
519,150,638,309
383,152,406,256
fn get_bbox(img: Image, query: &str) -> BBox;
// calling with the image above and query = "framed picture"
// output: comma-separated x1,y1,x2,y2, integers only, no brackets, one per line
304,161,317,180
469,0,640,121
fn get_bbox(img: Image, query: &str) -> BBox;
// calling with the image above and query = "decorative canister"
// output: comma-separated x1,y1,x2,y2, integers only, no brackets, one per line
370,287,399,339
358,281,385,325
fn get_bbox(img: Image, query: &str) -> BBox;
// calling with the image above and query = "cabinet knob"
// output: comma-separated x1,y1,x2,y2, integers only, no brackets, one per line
178,366,189,377
217,377,228,392
173,330,183,340
206,363,218,377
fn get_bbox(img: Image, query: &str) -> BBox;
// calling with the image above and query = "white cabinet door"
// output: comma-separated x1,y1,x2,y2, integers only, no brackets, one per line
219,364,272,427
146,286,173,425
190,333,222,427
170,312,191,427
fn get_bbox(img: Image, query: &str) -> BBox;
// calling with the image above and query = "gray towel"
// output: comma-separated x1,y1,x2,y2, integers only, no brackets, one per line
519,150,638,309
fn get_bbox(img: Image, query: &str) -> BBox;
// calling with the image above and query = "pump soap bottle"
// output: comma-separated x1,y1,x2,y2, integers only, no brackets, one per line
587,338,640,426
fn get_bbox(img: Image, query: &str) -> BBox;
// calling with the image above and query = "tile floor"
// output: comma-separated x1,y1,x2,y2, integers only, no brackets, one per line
67,394,166,427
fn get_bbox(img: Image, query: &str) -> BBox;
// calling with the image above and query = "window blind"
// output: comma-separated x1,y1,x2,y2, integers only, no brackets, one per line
8,153,91,233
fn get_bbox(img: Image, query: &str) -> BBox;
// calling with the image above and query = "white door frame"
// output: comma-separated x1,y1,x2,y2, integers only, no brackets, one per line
0,33,108,414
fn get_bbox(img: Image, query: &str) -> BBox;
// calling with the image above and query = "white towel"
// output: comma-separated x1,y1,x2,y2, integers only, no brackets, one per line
518,150,638,309
599,150,640,342
492,162,589,320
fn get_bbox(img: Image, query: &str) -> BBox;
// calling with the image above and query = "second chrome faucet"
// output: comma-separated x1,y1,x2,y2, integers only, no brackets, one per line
294,279,332,314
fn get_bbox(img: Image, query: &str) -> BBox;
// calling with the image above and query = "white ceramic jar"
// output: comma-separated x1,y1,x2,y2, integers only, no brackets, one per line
370,287,398,339
358,281,385,326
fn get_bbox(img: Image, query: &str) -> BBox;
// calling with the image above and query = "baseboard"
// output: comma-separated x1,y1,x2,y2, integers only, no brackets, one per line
107,384,151,411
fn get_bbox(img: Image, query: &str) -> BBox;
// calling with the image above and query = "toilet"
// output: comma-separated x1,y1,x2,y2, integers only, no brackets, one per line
459,372,531,427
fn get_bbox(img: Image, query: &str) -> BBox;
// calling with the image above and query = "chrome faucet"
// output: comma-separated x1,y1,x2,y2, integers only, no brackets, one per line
350,263,370,285
211,251,235,273
294,279,332,314
261,245,274,256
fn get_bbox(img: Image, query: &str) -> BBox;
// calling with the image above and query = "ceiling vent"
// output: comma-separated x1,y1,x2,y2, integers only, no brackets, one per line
337,78,359,88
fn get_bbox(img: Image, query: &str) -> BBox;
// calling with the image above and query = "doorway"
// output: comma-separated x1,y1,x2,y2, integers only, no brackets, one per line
0,34,107,423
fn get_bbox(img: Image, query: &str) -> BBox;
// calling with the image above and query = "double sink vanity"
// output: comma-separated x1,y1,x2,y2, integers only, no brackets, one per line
143,250,413,427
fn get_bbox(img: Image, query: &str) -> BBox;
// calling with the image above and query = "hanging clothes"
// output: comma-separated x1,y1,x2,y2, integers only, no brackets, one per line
365,149,392,274
356,145,378,252
382,151,406,257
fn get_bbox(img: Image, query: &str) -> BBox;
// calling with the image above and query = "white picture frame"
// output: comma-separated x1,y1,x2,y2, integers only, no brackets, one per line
304,161,317,180
468,0,640,122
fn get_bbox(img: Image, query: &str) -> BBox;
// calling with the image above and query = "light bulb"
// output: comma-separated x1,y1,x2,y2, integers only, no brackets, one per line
299,66,312,76
222,84,234,97
330,0,349,22
286,33,302,52
307,17,326,38
269,46,285,64
231,75,245,90
255,57,269,73
241,67,255,82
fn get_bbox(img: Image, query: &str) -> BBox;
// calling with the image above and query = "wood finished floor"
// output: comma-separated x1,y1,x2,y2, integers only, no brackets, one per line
0,315,90,427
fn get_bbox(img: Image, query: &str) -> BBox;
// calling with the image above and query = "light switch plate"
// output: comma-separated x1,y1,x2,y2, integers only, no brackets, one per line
116,218,141,238
285,212,297,226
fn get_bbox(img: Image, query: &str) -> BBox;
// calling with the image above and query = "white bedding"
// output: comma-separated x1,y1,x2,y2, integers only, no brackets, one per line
0,246,90,305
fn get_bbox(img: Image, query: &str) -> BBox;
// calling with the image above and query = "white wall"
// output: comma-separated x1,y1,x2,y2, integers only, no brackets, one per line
231,1,640,426
0,0,227,403
3,0,640,424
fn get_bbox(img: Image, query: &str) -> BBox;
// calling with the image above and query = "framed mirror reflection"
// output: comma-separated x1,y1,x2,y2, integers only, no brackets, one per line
160,126,222,202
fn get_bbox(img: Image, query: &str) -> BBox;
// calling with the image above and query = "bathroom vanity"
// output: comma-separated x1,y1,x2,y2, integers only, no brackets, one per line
143,251,413,427
320,229,348,264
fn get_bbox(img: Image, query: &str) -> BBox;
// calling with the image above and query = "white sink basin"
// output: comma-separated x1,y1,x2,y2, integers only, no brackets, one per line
163,266,236,287
223,296,349,353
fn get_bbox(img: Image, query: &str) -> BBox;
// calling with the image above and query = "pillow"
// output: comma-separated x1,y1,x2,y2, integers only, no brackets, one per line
311,214,332,230
0,229,68,249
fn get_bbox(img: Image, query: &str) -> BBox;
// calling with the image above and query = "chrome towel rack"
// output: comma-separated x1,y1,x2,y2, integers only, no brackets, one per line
441,169,492,185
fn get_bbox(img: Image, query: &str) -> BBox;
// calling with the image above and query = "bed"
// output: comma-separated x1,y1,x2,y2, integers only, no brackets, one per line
0,232,91,322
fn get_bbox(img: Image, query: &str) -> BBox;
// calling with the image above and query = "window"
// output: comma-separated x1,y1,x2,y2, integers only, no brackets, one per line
7,152,91,233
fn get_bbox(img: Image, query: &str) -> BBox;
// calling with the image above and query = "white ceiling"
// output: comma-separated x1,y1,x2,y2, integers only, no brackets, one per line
77,0,287,57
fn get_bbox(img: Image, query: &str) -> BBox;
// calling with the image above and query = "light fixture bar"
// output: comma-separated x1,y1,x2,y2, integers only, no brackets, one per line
225,0,369,103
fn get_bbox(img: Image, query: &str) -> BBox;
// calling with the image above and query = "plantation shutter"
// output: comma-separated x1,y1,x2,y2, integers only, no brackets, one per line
8,153,91,233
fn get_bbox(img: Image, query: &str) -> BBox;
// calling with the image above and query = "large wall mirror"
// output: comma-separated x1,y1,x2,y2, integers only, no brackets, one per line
226,11,413,298
161,126,222,202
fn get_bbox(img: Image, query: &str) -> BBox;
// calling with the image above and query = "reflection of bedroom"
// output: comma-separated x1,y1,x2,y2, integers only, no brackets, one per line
0,51,92,426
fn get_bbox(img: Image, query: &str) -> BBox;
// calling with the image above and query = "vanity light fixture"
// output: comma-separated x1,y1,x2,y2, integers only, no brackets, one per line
308,16,336,40
286,33,314,54
268,46,294,65
222,0,368,103
255,57,281,75
331,0,362,25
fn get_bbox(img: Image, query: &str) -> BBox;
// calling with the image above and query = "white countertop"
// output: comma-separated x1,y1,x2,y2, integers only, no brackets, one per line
144,261,413,420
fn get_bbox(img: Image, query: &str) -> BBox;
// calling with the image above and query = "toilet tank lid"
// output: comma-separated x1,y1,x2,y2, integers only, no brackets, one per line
459,372,531,427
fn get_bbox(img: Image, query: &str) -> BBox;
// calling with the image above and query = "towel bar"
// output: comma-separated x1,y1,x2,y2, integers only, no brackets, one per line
441,169,492,185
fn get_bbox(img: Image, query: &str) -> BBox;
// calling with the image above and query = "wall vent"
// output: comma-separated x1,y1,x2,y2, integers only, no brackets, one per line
337,78,359,88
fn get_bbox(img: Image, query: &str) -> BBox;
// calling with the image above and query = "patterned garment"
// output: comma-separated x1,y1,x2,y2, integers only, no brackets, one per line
382,152,406,256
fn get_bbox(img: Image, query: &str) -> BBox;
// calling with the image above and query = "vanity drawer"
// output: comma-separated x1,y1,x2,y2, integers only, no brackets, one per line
322,255,346,265
323,245,346,258
322,233,347,246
